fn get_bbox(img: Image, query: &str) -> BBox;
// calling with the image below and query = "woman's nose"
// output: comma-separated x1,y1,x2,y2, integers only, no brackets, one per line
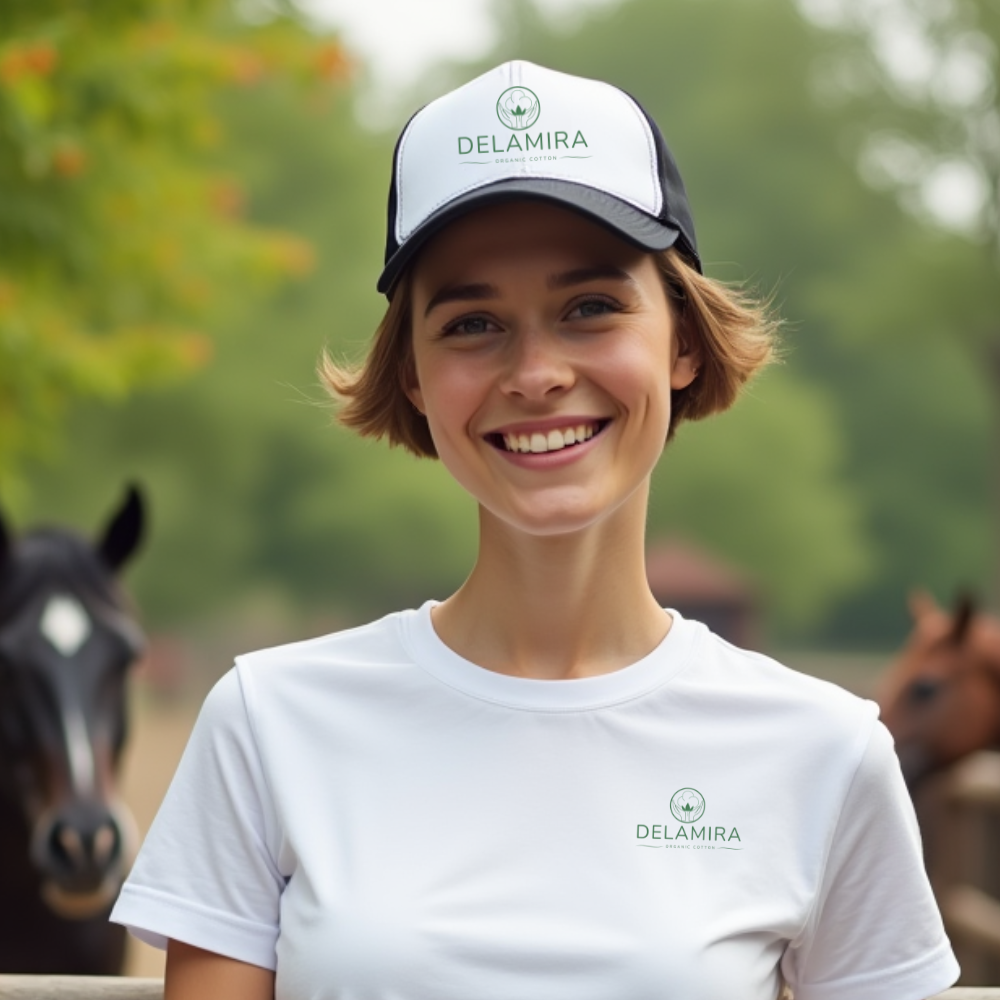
499,329,574,400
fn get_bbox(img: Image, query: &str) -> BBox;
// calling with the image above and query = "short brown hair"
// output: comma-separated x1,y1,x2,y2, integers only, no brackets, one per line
319,247,777,458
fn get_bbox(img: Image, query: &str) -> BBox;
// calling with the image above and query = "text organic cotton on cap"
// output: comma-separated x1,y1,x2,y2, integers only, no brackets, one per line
378,60,701,295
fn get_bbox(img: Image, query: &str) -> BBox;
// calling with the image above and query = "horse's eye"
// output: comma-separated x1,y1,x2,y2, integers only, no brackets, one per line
908,678,942,704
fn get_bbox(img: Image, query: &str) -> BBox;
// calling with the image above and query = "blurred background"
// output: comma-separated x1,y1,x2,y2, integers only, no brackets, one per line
1,0,998,971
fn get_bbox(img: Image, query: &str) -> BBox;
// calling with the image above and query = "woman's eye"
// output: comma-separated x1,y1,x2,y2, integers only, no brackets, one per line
569,298,619,320
444,315,495,336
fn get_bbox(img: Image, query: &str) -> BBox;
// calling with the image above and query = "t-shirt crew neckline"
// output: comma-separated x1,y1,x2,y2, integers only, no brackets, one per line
399,600,703,712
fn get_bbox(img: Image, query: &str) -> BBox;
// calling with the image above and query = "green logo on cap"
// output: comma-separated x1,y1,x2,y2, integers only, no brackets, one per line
496,86,541,131
670,788,706,823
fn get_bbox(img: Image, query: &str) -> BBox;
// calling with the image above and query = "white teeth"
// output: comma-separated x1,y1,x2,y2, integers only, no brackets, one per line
501,423,602,453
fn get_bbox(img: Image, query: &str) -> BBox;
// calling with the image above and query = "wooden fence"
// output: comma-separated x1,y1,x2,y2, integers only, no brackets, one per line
0,982,160,999
0,980,996,999
915,750,1000,986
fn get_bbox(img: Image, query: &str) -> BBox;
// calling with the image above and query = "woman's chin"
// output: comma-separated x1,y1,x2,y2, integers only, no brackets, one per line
479,485,644,540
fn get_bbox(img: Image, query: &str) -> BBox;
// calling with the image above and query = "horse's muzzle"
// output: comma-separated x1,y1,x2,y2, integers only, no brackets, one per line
30,799,137,919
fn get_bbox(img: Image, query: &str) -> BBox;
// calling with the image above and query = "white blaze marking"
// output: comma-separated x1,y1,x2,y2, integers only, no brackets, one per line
62,706,96,796
40,595,92,657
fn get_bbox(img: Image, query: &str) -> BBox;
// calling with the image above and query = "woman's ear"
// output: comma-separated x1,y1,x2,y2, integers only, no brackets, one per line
670,352,700,390
407,386,426,415
403,356,426,415
670,328,702,390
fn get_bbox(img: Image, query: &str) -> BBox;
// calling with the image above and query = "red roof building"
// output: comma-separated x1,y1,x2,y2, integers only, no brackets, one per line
645,539,757,649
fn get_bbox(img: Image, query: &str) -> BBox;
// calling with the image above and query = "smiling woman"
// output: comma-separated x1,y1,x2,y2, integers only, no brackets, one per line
110,61,959,1000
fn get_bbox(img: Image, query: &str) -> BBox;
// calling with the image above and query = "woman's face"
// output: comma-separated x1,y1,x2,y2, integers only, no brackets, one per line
408,200,699,538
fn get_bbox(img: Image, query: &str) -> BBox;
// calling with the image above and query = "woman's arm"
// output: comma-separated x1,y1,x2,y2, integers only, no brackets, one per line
165,939,275,1000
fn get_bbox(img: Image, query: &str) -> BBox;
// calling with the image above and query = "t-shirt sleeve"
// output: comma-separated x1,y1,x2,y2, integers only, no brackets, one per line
110,666,285,970
781,718,959,1000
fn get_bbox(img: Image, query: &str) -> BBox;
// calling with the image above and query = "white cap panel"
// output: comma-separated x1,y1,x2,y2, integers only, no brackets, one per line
395,61,662,244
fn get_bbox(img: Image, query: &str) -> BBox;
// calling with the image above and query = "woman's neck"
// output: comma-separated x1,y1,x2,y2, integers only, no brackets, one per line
430,491,670,680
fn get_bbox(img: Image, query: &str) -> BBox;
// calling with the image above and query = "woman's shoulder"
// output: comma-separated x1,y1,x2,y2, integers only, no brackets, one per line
234,606,419,678
681,620,880,748
192,607,431,750
208,606,431,723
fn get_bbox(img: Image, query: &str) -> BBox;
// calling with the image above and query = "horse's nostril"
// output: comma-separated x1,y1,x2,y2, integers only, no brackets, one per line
36,809,124,884
53,823,87,868
92,822,118,867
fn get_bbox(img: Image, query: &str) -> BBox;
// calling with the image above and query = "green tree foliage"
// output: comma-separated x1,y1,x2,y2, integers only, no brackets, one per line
652,370,872,629
789,0,1000,621
0,0,346,494
796,0,999,257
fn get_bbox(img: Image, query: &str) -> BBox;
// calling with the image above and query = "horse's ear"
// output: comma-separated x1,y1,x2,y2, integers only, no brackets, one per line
908,589,941,622
949,591,976,645
97,484,145,573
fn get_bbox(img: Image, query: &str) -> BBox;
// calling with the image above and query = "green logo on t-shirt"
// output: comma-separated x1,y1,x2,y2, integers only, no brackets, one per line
670,787,706,824
636,787,741,849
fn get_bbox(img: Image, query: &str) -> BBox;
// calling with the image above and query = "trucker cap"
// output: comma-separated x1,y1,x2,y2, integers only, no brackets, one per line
378,60,700,295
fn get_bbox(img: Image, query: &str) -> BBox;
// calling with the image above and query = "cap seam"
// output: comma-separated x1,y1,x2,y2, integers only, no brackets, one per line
619,90,662,217
394,111,418,246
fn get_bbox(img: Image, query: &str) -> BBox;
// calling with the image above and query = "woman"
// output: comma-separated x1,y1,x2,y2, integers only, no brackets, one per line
112,61,959,1000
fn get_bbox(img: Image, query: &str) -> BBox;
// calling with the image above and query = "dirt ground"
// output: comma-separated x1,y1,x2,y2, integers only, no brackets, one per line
118,693,200,978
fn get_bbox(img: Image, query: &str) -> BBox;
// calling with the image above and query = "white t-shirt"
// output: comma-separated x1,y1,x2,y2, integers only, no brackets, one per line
112,605,958,1000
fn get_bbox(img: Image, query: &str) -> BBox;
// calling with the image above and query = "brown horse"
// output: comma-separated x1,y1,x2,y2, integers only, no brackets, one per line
878,591,1000,788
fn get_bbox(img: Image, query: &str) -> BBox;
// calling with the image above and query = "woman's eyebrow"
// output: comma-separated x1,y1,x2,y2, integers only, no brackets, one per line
547,265,635,290
424,283,498,317
423,266,633,317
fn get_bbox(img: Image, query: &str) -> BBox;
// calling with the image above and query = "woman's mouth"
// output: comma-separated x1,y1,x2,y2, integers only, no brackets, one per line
485,419,610,455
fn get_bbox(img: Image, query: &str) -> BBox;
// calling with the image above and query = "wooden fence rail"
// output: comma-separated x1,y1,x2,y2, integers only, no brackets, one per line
0,980,995,999
0,981,161,999
914,750,1000,984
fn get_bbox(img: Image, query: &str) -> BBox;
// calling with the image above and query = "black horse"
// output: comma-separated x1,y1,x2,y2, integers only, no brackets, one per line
0,487,145,974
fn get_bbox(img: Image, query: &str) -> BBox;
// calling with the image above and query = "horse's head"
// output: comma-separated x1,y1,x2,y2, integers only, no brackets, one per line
0,487,145,918
878,591,1000,789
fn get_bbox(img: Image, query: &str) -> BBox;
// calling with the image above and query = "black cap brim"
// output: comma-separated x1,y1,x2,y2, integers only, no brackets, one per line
377,177,696,296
